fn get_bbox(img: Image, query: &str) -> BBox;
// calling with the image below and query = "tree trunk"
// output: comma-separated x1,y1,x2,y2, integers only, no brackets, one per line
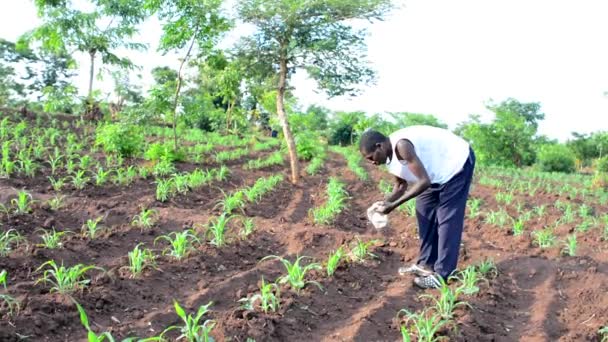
88,51,95,101
172,29,198,150
277,57,299,184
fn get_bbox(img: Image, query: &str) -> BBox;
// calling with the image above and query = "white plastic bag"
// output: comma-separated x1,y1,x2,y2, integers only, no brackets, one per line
367,201,389,229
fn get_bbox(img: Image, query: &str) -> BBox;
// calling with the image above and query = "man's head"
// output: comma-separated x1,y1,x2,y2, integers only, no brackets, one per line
359,129,391,165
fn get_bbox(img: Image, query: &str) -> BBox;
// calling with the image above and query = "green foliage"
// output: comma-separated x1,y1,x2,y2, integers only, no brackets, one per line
595,156,608,173
239,277,281,314
388,112,447,129
566,131,608,167
310,177,348,224
126,243,157,277
161,301,216,342
536,144,576,173
326,246,345,277
95,123,144,157
293,133,323,161
155,230,199,260
35,260,103,294
144,142,186,162
237,1,392,97
261,255,323,293
328,111,365,146
457,98,543,167
0,229,26,256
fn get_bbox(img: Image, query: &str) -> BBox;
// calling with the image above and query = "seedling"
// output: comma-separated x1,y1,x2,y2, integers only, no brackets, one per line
153,157,175,177
11,190,35,214
398,309,449,342
326,246,345,277
49,176,66,192
113,168,128,185
47,154,63,175
35,260,103,294
260,255,323,293
350,237,379,263
467,198,482,218
310,177,348,224
512,218,525,236
131,208,158,231
95,167,112,186
82,217,104,239
578,204,592,218
172,173,190,194
0,229,26,256
18,156,38,178
37,228,68,249
454,266,481,295
215,191,246,214
155,179,173,202
402,199,417,217
74,300,150,342
420,280,469,320
239,277,281,314
215,165,229,182
562,234,577,256
160,301,215,342
533,227,555,248
534,205,546,218
48,194,66,211
0,270,19,316
125,243,157,277
155,229,200,260
79,155,92,171
475,258,498,279
71,170,90,190
240,217,255,238
306,156,324,175
206,213,236,247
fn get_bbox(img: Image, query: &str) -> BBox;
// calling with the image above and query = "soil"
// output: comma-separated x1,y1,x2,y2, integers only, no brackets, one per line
1,121,607,341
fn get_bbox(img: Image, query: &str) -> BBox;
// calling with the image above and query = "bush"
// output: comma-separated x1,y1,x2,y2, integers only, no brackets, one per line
594,156,608,173
536,144,576,173
293,133,323,161
144,142,186,162
95,123,144,157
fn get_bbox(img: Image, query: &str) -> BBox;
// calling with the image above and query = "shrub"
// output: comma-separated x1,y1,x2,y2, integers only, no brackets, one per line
536,144,576,173
95,123,144,157
293,133,323,161
144,142,186,162
594,156,608,173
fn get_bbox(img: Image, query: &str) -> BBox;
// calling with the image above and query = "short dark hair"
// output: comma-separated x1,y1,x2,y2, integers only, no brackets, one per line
359,129,387,153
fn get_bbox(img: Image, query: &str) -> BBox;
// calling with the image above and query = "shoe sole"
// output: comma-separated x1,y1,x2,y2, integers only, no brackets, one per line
398,266,433,277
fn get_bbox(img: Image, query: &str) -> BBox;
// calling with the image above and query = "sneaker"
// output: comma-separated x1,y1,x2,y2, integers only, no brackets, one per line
413,274,443,289
398,264,434,277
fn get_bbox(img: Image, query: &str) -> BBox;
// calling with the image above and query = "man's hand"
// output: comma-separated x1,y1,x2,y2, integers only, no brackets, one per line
377,201,396,215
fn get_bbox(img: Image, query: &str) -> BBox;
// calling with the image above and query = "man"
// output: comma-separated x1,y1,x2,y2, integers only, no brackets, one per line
359,125,475,289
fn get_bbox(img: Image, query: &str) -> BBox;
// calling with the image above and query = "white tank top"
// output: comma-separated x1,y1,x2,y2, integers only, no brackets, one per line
385,125,470,185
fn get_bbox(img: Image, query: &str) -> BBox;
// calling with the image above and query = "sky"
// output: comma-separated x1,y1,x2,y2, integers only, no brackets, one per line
1,0,607,141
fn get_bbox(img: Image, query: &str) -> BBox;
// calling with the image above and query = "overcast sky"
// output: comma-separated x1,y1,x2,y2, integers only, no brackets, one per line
1,0,607,141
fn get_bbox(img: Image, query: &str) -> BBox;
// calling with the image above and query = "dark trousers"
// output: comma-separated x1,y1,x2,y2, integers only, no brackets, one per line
415,147,475,279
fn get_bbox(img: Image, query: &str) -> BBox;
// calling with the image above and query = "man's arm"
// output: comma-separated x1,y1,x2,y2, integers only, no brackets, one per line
382,139,431,214
385,176,407,202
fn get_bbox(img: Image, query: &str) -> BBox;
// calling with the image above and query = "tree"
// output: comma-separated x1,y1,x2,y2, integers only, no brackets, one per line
0,38,77,111
236,0,393,184
22,0,148,106
457,99,544,167
145,0,232,149
387,112,447,129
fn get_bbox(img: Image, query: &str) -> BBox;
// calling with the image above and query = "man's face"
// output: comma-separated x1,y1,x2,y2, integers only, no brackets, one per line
362,143,387,166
